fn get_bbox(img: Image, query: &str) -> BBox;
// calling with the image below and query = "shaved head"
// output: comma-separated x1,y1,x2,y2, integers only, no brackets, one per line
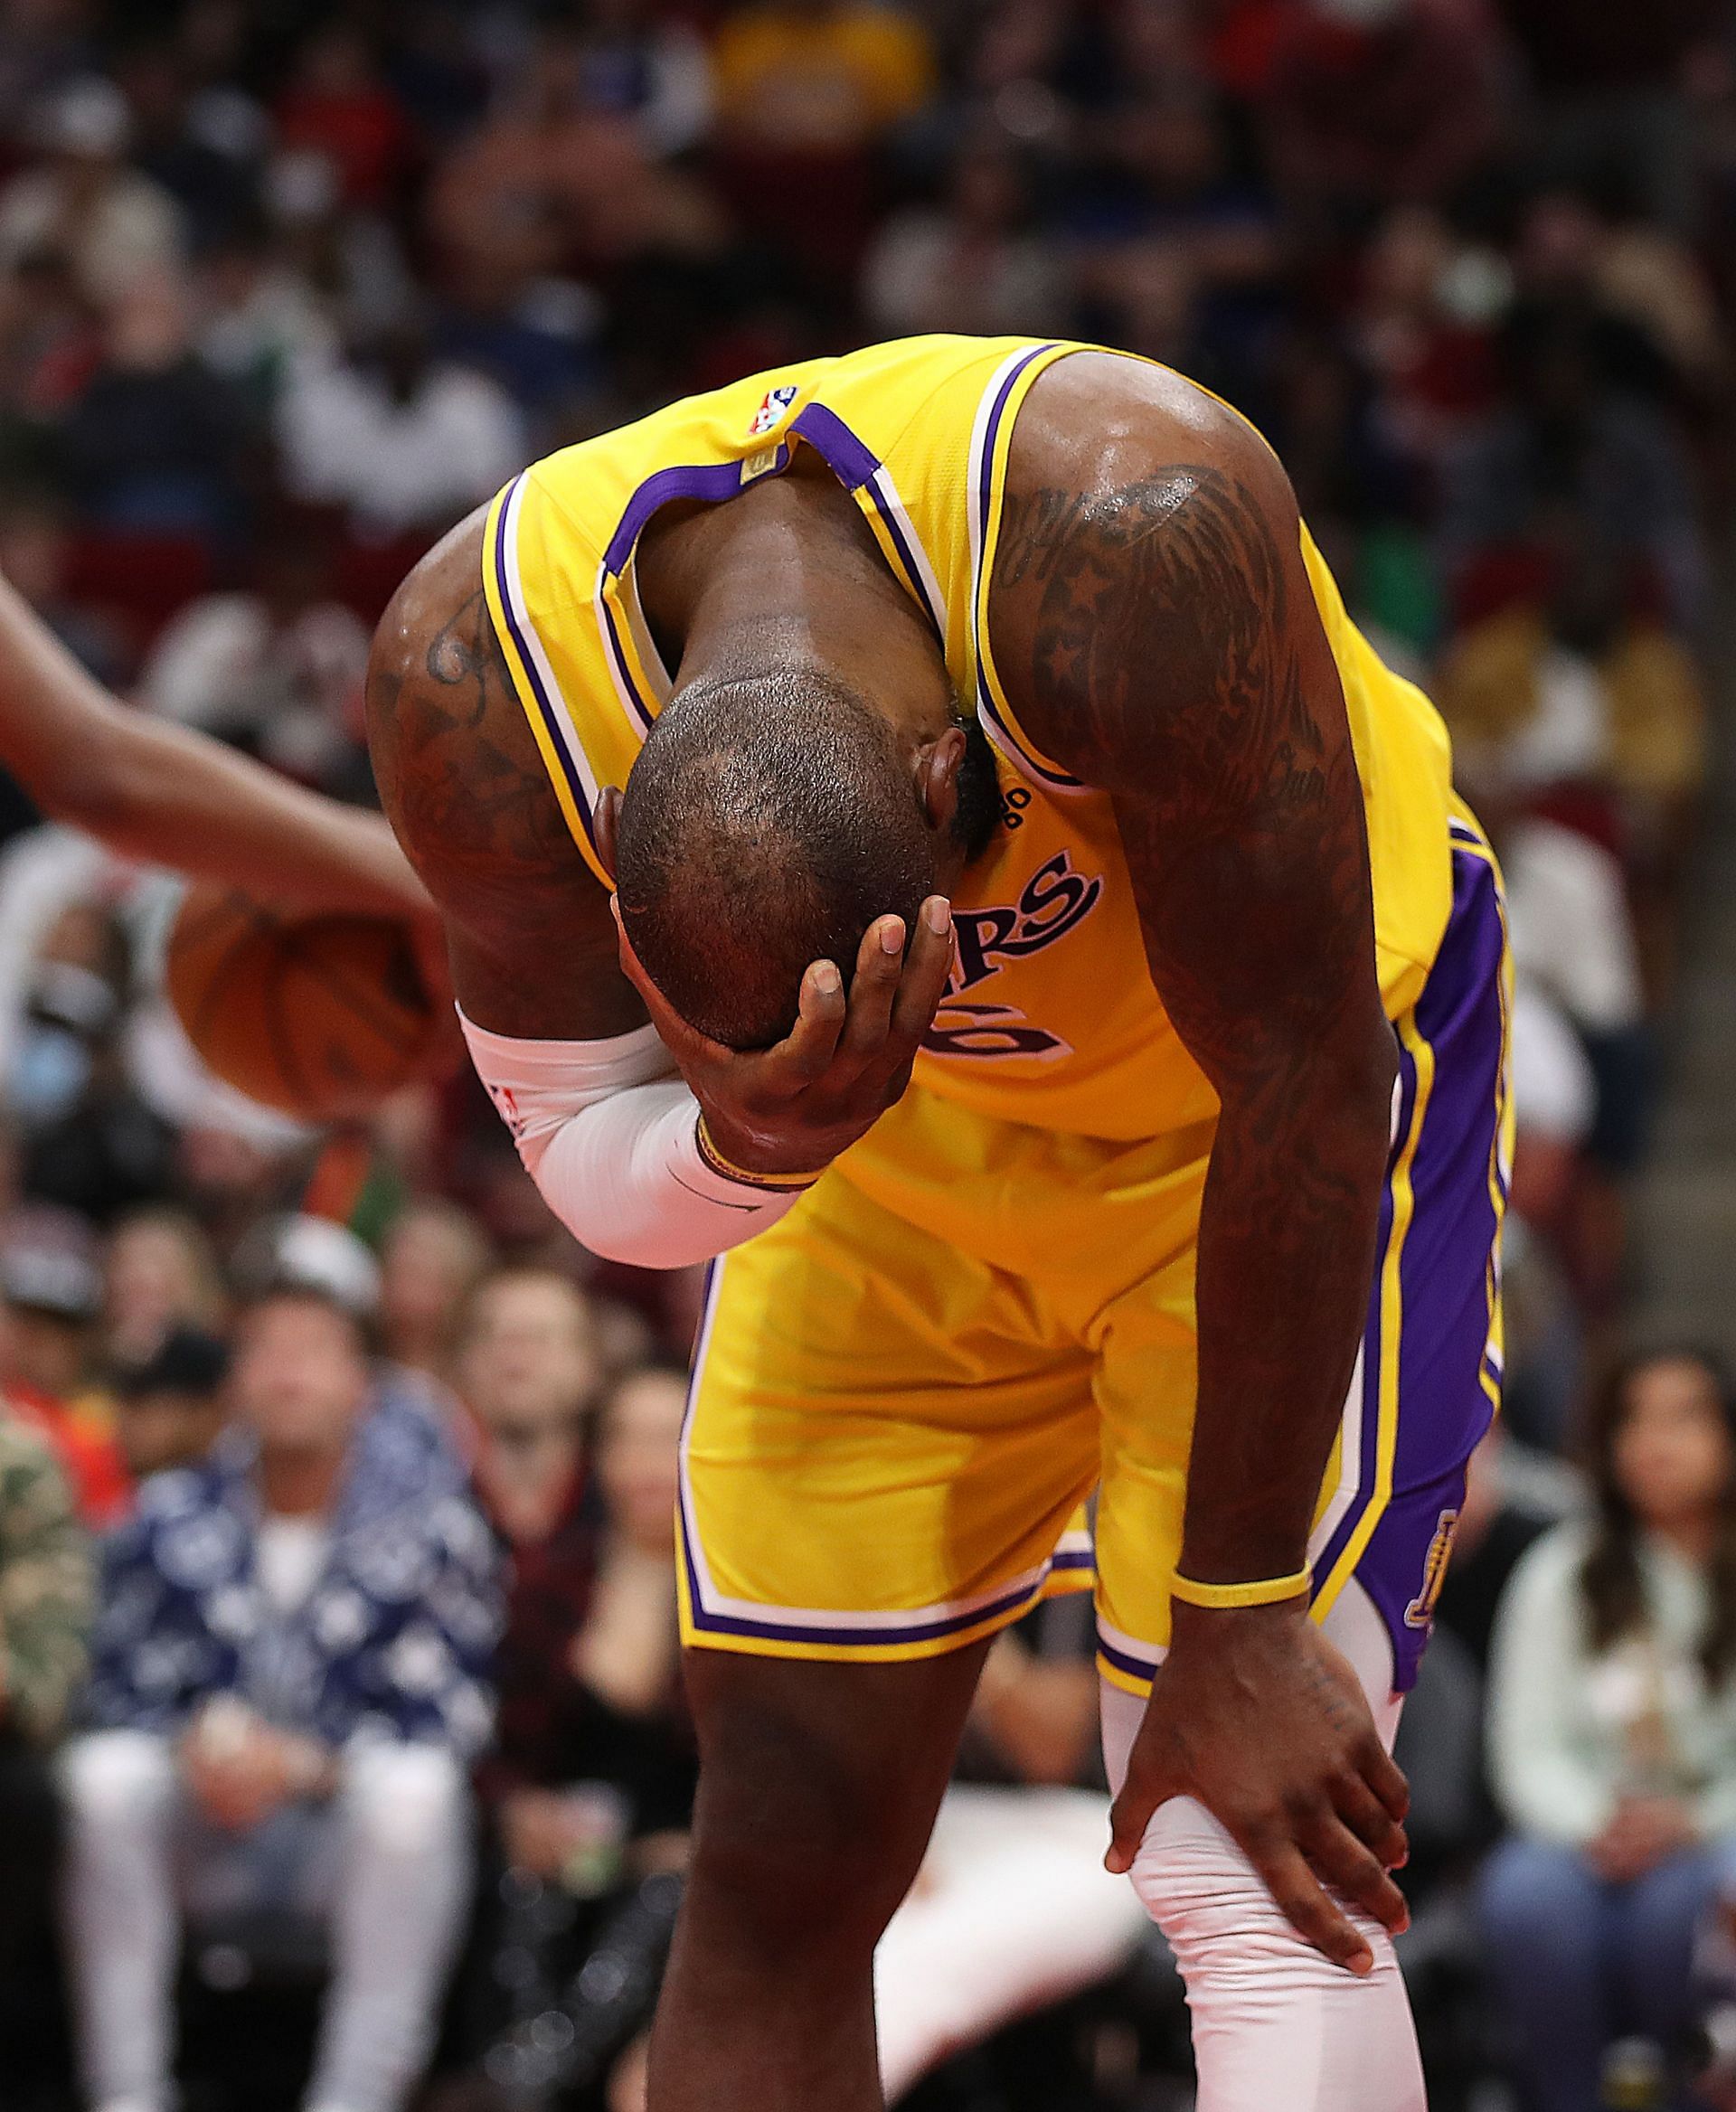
615,666,995,1050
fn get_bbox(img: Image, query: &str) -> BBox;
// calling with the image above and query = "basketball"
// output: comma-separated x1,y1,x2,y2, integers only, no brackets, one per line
165,882,439,1123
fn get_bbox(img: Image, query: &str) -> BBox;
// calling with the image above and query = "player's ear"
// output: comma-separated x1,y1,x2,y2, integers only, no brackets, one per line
594,786,622,882
916,726,966,839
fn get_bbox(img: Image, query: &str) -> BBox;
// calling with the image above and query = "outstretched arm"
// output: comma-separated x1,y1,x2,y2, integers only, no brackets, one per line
0,569,430,922
995,354,1407,1971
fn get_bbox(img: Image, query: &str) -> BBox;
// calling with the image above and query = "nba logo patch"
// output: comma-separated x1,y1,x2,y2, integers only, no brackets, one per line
748,383,798,437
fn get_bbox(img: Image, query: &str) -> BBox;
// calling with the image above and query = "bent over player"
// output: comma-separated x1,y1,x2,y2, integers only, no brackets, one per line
366,336,1510,2111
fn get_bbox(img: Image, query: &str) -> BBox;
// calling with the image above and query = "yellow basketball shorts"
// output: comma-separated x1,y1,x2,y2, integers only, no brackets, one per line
678,824,1511,1697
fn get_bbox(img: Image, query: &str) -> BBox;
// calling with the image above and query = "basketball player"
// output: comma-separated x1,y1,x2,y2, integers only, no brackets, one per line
0,566,430,920
365,337,1510,2111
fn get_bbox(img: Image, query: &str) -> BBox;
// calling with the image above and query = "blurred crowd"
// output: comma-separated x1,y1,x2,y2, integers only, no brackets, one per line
0,0,1733,2107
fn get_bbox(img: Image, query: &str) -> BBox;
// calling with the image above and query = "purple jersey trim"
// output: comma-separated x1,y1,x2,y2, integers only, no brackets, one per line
789,401,943,638
491,473,599,852
601,448,789,576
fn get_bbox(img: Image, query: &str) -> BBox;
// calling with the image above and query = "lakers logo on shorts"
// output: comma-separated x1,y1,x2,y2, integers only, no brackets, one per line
1404,1507,1460,1631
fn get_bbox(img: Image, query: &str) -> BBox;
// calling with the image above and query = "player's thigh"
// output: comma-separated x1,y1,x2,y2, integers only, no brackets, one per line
681,1175,1098,1659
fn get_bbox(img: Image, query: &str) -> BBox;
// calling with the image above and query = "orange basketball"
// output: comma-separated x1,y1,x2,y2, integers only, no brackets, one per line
165,883,439,1122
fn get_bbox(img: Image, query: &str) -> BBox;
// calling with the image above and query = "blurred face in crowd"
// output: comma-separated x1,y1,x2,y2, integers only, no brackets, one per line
1612,1355,1734,1532
379,1202,491,1372
458,1272,600,1438
106,1211,221,1362
0,1302,89,1399
598,1368,687,1551
116,1383,226,1480
230,1294,369,1458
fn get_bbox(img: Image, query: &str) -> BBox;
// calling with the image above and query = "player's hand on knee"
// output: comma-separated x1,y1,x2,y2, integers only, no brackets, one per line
615,896,956,1178
1105,1599,1410,1975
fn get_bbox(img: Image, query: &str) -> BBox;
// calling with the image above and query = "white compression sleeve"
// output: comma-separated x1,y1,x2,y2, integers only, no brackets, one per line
1099,1584,1424,2112
458,1010,800,1269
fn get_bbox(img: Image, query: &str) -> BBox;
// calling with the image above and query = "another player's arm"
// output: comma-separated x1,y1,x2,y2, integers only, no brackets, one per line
995,358,1408,1971
0,569,432,924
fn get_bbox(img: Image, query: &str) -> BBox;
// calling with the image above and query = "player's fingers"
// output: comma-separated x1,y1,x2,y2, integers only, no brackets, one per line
764,959,846,1088
888,895,955,1047
1297,1804,1410,1938
1328,1768,1410,1871
835,916,905,1072
1248,1837,1375,1975
1357,1737,1410,1824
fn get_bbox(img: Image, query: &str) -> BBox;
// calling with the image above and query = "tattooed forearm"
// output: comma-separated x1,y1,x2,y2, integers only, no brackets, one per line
995,391,1396,1582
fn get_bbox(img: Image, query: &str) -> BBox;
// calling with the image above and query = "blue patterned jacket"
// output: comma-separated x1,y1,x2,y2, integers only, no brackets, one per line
84,1385,501,1755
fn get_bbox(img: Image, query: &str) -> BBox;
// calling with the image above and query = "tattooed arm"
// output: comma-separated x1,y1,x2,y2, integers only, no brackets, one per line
993,354,1409,1971
364,507,643,1041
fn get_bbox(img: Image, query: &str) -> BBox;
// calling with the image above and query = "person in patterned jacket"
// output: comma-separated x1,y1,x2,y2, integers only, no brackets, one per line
60,1283,502,2112
0,1411,91,2096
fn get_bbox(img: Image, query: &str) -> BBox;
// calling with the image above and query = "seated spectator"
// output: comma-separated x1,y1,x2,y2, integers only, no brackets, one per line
57,274,250,542
379,1200,495,1384
1435,523,1708,821
0,76,184,306
110,1325,230,1484
276,313,524,543
0,1408,90,2092
61,1284,501,2112
1481,1346,1736,2112
1261,0,1508,229
862,139,1064,339
102,1204,227,1371
138,529,372,791
0,1204,129,1525
464,1362,692,2110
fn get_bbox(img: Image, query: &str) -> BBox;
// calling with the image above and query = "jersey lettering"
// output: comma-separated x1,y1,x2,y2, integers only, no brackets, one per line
922,852,1103,1062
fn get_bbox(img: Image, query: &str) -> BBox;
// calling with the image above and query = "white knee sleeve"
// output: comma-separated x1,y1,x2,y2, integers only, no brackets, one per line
1100,1585,1424,2112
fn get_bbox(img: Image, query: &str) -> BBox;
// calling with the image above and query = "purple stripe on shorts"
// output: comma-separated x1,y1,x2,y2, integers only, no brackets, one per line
491,475,597,850
1345,838,1508,1688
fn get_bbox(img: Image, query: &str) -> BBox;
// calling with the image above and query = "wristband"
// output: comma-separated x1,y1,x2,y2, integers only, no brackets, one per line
695,1111,824,1193
1170,1564,1313,1611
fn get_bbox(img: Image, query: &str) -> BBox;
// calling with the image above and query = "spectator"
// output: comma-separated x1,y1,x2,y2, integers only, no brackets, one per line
61,1283,500,2112
57,274,250,542
1261,0,1510,230
380,1199,495,1384
465,1362,692,2110
0,1203,129,1525
1482,1346,1736,2112
139,528,372,789
0,75,184,305
276,314,524,542
109,1324,230,1483
711,0,934,154
102,1204,226,1371
0,1409,90,2094
863,139,1064,339
275,26,412,215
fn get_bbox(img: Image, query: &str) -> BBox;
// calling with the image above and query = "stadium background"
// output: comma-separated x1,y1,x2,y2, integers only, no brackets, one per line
0,2,1731,2108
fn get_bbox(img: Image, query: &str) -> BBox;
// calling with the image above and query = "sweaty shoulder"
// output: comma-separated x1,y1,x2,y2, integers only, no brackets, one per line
986,350,1307,794
365,505,643,1041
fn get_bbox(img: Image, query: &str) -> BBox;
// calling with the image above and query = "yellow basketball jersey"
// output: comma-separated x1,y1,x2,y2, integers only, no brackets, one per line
483,335,1454,1143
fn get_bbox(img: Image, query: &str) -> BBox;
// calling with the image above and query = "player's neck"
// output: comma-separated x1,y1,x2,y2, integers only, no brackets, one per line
637,459,956,750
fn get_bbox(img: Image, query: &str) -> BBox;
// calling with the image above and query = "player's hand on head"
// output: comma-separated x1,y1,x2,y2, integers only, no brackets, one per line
614,894,956,1180
1106,1599,1410,1975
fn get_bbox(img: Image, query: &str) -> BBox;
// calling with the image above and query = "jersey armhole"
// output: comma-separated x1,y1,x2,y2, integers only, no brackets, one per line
482,476,617,893
972,344,1091,793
